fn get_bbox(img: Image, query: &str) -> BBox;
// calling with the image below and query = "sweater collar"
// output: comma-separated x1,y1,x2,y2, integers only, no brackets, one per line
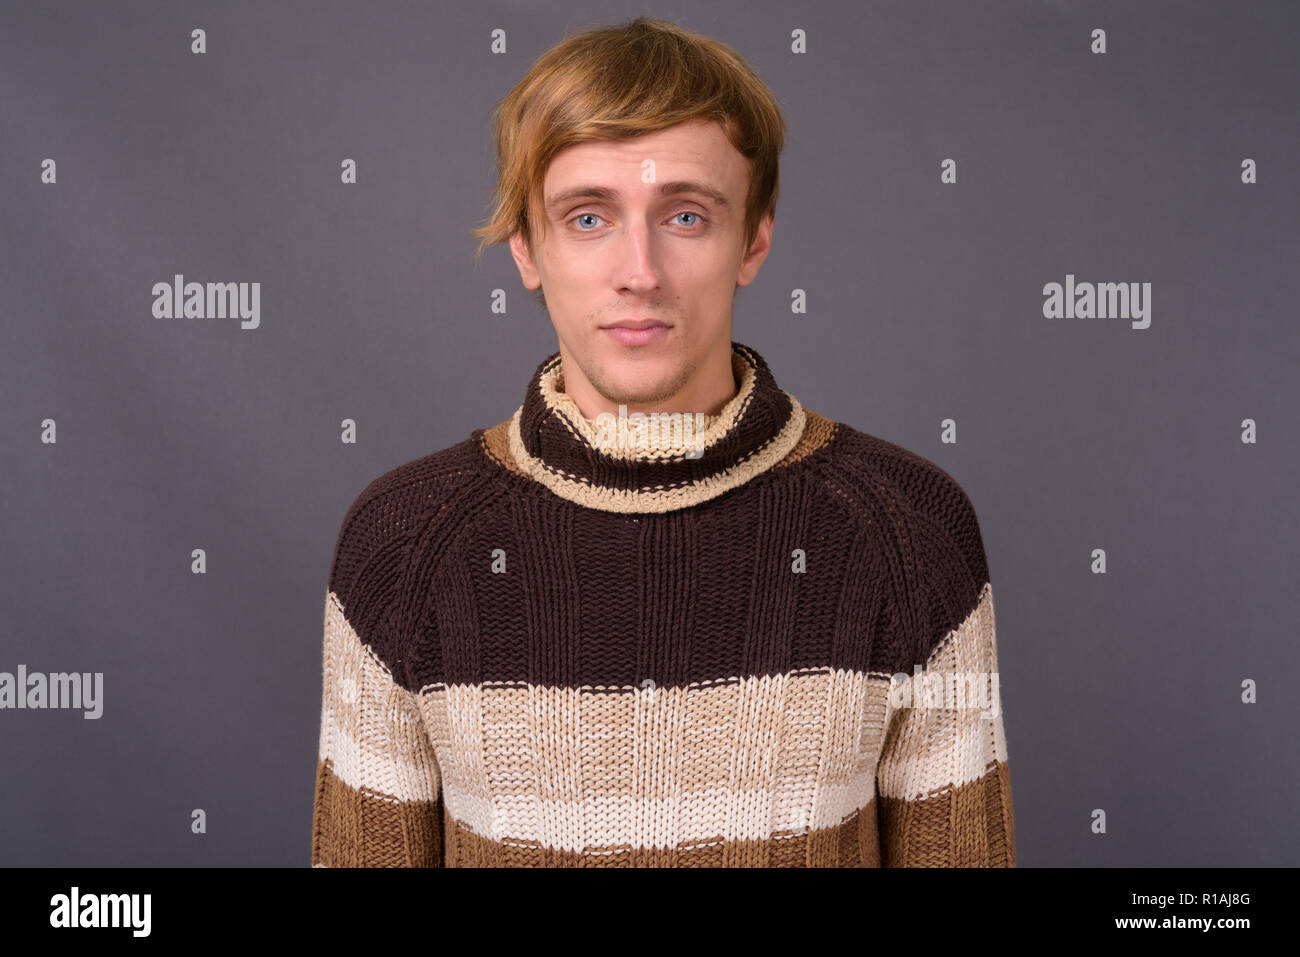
507,341,806,513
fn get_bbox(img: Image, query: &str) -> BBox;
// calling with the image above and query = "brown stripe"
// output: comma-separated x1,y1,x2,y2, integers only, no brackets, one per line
876,760,1015,867
479,417,524,476
773,406,837,468
412,472,910,691
311,757,445,867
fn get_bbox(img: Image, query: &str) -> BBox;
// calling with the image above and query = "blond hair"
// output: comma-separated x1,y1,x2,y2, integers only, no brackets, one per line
472,16,787,268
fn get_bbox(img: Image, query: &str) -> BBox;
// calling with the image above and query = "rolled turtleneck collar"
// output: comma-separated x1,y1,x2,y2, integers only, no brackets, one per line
506,341,807,513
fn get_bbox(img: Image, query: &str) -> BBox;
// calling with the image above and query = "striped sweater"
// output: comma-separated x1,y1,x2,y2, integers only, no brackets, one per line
310,341,1016,867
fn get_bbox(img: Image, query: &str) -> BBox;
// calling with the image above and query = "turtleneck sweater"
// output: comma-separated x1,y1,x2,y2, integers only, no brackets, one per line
311,341,1016,867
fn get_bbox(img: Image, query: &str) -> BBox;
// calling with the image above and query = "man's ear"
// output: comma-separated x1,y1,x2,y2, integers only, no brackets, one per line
509,229,542,291
736,210,774,287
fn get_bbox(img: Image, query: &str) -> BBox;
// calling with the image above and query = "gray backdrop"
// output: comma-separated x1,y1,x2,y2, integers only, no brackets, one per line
2,0,1297,866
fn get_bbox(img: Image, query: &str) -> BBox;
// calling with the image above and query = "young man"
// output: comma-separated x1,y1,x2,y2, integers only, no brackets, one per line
311,17,1015,867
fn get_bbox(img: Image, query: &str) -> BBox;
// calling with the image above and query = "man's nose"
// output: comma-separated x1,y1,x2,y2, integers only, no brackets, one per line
616,220,661,291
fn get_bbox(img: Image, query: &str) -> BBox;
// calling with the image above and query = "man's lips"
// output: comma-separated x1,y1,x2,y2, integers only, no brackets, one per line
600,321,671,345
599,319,672,330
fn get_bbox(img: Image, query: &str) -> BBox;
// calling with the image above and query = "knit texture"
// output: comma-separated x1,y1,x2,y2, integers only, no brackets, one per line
311,341,1016,867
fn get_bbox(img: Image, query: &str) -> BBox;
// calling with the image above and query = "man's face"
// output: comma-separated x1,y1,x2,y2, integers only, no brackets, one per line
508,118,773,411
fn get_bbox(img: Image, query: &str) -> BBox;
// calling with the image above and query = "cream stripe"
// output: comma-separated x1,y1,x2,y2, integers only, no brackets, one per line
438,780,876,851
415,669,896,851
318,591,441,803
875,582,1009,802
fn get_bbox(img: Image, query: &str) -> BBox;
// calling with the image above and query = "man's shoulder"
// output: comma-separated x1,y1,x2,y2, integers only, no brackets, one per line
817,416,994,661
819,418,980,522
328,429,497,597
348,430,489,514
817,416,991,592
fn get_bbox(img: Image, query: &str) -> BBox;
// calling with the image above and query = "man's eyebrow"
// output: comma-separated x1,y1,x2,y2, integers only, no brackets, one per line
545,180,730,211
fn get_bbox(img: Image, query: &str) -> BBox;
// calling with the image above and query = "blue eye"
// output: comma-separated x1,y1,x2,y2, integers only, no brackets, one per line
569,210,705,231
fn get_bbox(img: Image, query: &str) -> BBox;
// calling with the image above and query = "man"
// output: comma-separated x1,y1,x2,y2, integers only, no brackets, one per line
311,16,1015,867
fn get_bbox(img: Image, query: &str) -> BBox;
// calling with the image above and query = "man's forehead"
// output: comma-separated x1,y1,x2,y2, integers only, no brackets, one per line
543,127,742,209
544,179,731,211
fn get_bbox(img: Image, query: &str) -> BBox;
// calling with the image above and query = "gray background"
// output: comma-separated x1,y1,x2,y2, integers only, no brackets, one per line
2,0,1297,866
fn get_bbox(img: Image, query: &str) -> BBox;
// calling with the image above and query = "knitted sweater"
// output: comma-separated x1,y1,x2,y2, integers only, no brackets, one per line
310,341,1016,867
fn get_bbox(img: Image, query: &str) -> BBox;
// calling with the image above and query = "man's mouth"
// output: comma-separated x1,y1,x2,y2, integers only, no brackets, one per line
600,319,671,346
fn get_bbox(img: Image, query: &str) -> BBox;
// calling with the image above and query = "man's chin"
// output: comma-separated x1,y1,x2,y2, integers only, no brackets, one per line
590,368,683,409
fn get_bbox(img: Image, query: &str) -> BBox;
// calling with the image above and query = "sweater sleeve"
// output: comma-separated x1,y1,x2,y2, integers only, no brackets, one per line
310,491,445,867
874,474,1016,867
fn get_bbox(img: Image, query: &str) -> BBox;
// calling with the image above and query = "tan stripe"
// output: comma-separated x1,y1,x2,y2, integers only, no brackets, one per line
414,668,897,852
875,581,1009,801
